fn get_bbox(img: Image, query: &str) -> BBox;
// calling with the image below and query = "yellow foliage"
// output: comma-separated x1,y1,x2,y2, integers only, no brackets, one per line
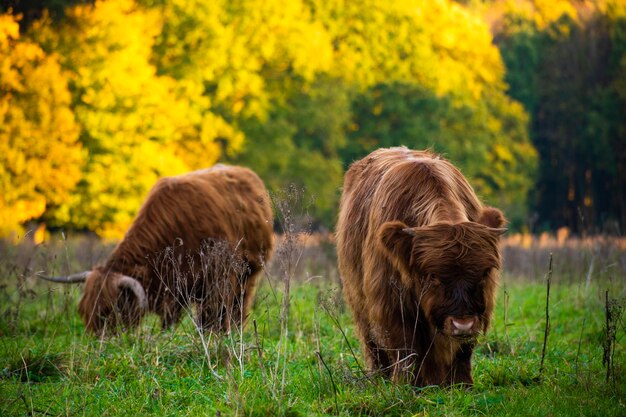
502,0,579,32
493,143,514,162
0,12,83,237
314,0,504,101
0,14,19,44
1,0,536,235
27,0,243,238
155,0,333,122
532,0,577,29
33,223,47,244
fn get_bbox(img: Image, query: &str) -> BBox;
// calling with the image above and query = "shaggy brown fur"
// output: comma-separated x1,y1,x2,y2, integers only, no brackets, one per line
336,147,506,386
78,165,274,335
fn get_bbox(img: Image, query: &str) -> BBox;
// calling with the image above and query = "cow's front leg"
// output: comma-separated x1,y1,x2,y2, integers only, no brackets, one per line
448,343,475,386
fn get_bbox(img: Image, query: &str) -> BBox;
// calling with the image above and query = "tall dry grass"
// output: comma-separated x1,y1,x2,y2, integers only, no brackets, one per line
501,231,626,284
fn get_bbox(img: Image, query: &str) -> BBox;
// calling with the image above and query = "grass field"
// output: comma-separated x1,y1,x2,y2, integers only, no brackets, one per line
0,233,624,416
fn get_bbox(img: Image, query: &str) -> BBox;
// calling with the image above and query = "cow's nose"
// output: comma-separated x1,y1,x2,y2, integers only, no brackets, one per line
452,318,475,334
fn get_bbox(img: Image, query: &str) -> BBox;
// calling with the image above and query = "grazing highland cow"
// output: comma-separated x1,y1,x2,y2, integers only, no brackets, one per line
336,147,506,386
40,165,274,336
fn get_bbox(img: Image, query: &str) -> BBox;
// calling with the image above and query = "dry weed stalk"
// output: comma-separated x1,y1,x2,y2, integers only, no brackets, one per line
539,252,553,378
320,299,364,376
315,350,339,413
149,238,251,381
503,289,514,355
1,236,40,333
603,291,624,384
271,184,312,395
252,319,266,382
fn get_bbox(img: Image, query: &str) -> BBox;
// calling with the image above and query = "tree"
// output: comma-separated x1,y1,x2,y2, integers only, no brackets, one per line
0,13,83,237
321,0,537,227
345,82,536,229
495,0,626,233
234,76,350,226
1,0,542,234
146,0,342,225
30,0,237,238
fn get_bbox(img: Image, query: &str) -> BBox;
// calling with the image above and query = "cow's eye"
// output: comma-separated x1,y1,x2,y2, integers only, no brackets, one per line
429,276,441,287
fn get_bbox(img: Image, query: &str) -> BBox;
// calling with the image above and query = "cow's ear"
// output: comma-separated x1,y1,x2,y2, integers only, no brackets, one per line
478,207,507,229
378,221,415,275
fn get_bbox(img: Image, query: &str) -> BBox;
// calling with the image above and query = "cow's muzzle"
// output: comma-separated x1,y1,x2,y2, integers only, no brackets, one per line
442,316,480,338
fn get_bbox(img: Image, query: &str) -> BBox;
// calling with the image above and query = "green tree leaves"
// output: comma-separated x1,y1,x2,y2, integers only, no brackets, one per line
2,0,541,236
495,0,626,233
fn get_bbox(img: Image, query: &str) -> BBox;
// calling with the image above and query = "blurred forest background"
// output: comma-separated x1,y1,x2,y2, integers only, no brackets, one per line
1,0,625,239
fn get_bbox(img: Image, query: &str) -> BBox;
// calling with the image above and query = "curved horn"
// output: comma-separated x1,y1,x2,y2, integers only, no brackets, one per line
117,276,147,310
489,227,508,236
36,271,90,283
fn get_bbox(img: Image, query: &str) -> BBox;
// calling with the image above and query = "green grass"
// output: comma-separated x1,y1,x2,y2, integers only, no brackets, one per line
0,239,625,416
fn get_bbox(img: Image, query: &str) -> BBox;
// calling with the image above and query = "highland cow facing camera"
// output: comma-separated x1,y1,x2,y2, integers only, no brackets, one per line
335,147,506,386
40,165,274,336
